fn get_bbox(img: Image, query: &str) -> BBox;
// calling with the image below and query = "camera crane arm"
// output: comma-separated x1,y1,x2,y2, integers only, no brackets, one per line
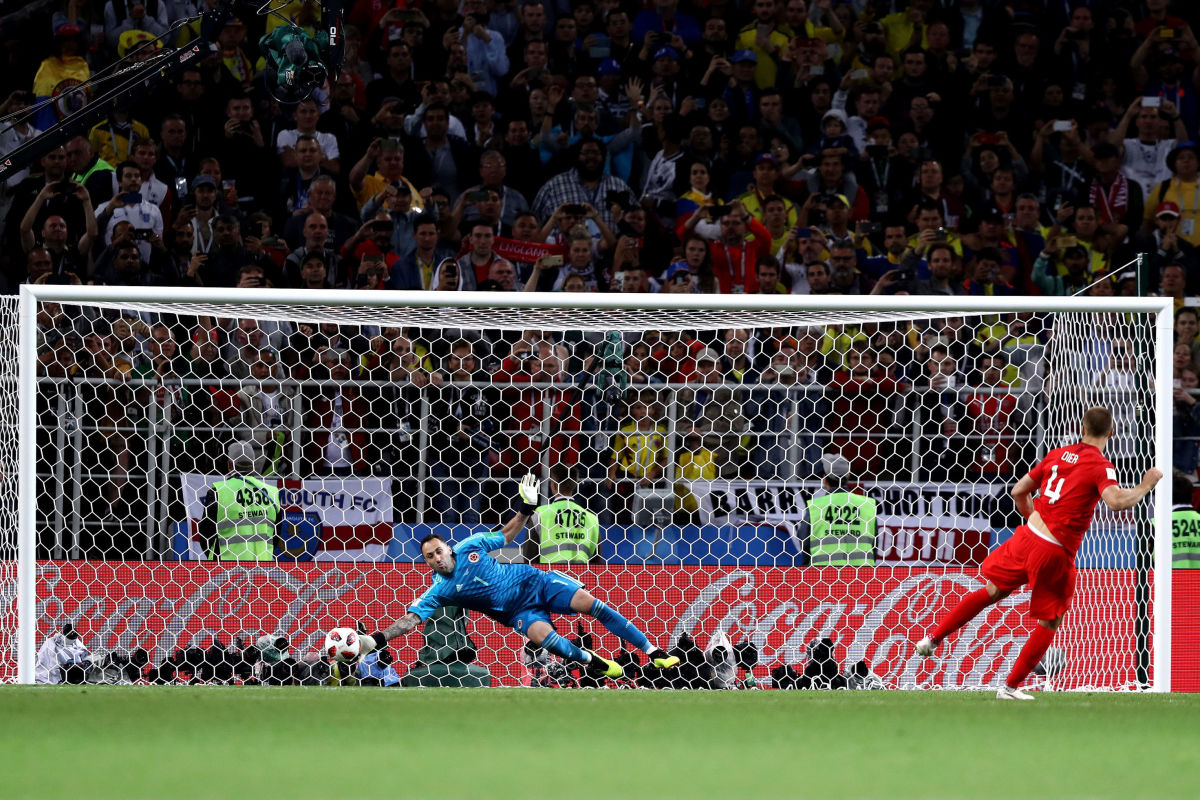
0,0,343,182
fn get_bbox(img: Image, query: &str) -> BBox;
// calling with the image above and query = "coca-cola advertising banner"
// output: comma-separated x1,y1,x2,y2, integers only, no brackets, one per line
4,561,1161,690
1172,570,1200,693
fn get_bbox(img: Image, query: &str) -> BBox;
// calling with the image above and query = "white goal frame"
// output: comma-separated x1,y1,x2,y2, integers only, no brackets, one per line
13,286,1175,688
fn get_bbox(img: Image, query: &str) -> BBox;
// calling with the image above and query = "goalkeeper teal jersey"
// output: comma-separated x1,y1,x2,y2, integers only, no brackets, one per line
408,532,549,624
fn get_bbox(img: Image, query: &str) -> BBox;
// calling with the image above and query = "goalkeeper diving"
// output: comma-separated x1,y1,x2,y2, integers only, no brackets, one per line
352,474,680,678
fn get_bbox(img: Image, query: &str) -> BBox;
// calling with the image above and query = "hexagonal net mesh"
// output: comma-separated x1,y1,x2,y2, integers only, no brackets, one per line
3,295,1168,690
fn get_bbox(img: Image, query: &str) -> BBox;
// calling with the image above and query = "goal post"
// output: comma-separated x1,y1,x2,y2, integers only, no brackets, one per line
9,286,1175,689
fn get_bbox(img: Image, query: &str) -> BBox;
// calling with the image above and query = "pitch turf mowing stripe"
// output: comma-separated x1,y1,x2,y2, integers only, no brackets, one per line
1,687,1197,800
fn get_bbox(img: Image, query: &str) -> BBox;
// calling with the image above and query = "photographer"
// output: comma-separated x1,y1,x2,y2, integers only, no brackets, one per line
35,624,91,685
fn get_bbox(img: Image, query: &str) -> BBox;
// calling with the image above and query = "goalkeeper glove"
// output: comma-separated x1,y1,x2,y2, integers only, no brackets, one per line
360,632,387,655
517,473,541,515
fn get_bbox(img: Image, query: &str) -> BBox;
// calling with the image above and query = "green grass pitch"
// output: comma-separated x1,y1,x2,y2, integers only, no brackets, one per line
3,686,1198,799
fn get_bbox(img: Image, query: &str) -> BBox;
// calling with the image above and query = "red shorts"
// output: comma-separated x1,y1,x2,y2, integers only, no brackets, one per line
981,525,1076,620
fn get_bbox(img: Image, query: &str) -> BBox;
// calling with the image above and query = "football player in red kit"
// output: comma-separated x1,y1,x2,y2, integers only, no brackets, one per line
915,407,1162,699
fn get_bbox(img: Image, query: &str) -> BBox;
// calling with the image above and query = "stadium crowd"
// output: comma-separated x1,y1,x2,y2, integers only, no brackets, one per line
3,0,1199,551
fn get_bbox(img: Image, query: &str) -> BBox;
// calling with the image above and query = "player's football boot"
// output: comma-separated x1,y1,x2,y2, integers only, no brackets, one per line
915,637,937,657
996,685,1035,701
648,648,681,669
585,651,624,679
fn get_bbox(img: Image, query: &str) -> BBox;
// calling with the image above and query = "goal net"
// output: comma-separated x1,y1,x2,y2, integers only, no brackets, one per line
2,288,1173,690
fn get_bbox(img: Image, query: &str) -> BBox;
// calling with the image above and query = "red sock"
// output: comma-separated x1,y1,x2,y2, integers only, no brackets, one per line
930,588,996,645
1005,623,1057,689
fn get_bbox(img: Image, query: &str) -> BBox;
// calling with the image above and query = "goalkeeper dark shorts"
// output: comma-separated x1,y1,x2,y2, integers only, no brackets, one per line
982,525,1076,620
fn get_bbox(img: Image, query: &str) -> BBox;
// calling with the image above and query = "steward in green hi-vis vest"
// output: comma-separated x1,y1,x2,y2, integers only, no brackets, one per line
1171,472,1200,569
533,498,600,563
806,492,877,566
210,476,280,560
1172,504,1200,569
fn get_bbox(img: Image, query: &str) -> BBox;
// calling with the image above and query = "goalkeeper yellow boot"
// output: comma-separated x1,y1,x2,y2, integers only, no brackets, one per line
648,648,681,669
584,651,623,679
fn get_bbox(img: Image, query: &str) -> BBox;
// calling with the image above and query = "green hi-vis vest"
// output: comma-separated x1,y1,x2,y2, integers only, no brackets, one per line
71,156,113,188
807,492,877,566
535,499,600,563
210,476,280,561
1172,506,1200,569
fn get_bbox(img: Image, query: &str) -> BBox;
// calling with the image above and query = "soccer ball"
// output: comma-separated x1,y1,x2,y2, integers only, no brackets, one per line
324,627,361,662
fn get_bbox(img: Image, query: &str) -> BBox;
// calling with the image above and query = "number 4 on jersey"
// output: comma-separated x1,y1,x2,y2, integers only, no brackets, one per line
1043,464,1065,504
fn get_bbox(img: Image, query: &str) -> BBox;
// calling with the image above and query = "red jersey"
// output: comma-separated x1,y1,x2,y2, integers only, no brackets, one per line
1026,443,1119,557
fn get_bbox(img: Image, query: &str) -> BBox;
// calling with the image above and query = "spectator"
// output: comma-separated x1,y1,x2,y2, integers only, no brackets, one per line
1175,366,1200,477
126,137,171,218
460,151,531,230
103,0,169,50
963,247,1016,296
349,138,423,214
606,393,668,522
911,344,968,481
283,176,358,251
212,93,272,207
963,352,1020,480
1114,96,1186,199
406,103,475,199
32,24,90,130
1146,142,1200,248
295,252,332,291
827,242,865,294
492,337,582,471
704,199,773,293
533,137,633,231
366,41,421,117
277,99,340,173
828,345,902,475
1135,201,1199,291
285,212,341,287
19,190,95,281
633,0,702,50
94,160,165,260
303,349,369,476
391,214,455,290
197,215,273,287
64,135,115,207
1033,241,1091,296
1161,262,1188,311
95,238,169,287
232,355,295,476
738,154,798,227
1177,307,1200,365
1089,141,1144,231
278,135,340,217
